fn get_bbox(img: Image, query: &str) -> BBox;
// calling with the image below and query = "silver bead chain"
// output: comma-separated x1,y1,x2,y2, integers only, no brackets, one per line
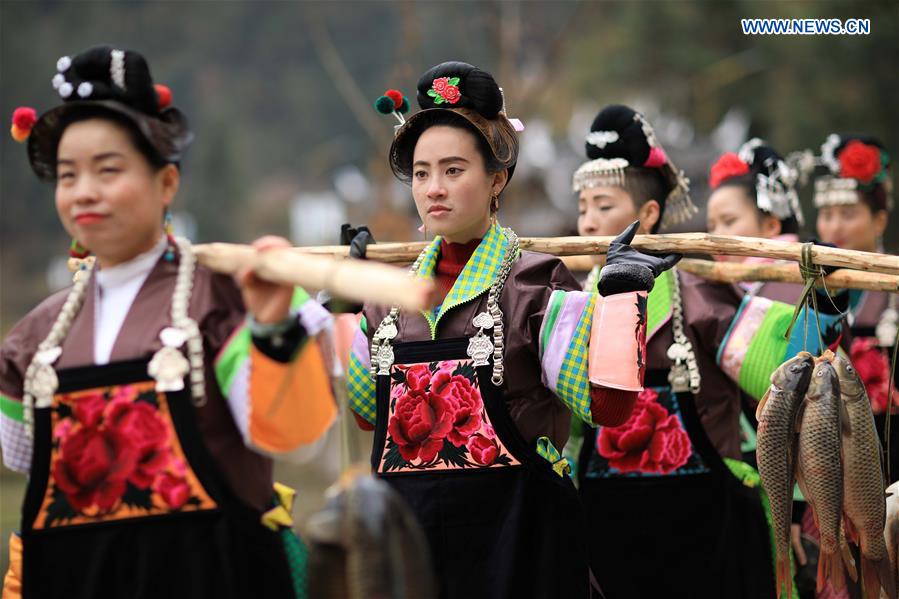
667,268,701,394
170,237,206,407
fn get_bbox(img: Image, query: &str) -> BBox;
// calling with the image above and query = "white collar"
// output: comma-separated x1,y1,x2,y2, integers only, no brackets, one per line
95,236,167,290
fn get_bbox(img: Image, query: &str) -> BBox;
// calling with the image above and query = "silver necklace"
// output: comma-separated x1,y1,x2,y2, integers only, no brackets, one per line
21,237,205,438
370,228,520,387
666,268,701,394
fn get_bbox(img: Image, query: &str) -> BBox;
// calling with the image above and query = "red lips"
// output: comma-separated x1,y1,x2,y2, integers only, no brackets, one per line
74,213,108,225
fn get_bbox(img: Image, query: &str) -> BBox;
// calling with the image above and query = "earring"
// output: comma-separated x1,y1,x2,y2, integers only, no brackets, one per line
67,238,94,283
490,192,499,214
164,208,176,261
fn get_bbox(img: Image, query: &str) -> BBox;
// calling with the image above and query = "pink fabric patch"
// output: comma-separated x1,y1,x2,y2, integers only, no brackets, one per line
643,147,668,168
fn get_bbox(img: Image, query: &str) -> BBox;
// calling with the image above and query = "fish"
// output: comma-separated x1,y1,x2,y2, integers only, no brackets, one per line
797,350,852,593
304,467,437,599
835,354,897,599
756,350,815,599
884,481,899,599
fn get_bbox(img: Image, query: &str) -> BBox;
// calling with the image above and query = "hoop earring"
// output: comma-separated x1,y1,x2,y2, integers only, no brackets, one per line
164,208,176,261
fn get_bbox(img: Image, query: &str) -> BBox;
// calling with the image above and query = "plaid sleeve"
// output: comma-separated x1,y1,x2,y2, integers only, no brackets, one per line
717,295,844,400
1,323,33,474
347,316,377,425
538,289,597,426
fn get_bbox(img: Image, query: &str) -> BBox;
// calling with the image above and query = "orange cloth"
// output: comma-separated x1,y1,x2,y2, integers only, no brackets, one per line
2,533,22,599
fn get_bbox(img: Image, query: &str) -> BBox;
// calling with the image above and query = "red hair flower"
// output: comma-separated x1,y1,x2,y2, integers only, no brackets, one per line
10,107,37,143
428,76,461,105
839,140,881,183
709,152,750,189
154,84,172,110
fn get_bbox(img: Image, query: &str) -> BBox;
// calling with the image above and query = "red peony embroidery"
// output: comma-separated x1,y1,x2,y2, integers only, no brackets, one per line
442,85,461,104
839,140,882,184
403,364,431,392
709,152,750,189
597,388,692,474
431,369,483,447
104,397,171,489
467,433,499,466
53,425,139,512
72,392,107,428
387,388,455,463
432,77,450,95
427,76,462,105
850,338,896,415
153,472,191,509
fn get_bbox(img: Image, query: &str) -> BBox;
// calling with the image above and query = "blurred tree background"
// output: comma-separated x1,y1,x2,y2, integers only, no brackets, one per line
0,0,897,571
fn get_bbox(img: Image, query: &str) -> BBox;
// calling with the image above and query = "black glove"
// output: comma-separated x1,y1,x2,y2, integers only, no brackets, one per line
340,224,375,259
596,221,682,296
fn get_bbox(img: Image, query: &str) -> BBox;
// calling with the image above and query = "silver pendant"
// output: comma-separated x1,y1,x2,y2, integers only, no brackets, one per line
668,363,690,394
379,322,398,341
376,344,395,376
467,332,494,367
876,308,898,348
472,312,495,331
666,342,690,362
30,363,59,408
148,346,189,392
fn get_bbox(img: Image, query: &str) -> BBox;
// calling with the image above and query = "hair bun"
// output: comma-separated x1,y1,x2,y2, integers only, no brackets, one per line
416,61,503,119
584,104,651,164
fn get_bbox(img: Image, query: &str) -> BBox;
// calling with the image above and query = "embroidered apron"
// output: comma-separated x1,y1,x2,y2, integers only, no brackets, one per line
372,337,591,599
577,369,774,598
20,358,294,599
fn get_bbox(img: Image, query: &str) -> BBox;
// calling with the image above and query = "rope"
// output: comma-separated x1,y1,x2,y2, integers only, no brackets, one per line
785,243,826,351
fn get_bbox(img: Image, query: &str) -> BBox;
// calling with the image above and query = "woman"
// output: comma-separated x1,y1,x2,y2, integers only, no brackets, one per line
571,105,844,598
814,134,896,419
1,46,336,598
707,138,805,301
345,62,679,598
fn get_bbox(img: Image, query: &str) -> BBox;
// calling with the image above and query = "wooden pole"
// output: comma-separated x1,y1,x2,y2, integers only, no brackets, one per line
295,233,899,276
192,243,434,312
560,256,899,294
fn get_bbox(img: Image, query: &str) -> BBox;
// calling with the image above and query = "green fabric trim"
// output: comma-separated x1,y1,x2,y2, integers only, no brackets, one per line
738,303,793,400
723,458,799,599
215,326,252,395
281,527,308,599
418,223,509,340
535,436,571,477
646,269,673,341
0,394,23,423
540,290,565,357
739,412,757,454
290,287,310,309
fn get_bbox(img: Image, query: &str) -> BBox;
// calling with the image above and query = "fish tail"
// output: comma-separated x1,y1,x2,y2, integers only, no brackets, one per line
775,555,792,599
817,550,846,592
838,523,858,582
862,555,897,599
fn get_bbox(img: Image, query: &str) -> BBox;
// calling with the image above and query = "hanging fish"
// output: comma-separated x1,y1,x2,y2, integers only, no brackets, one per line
835,354,897,599
797,350,853,593
756,351,815,599
304,468,437,599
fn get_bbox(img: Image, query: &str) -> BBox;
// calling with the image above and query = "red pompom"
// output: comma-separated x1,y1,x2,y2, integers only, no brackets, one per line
12,107,37,130
154,84,172,110
385,89,404,110
709,152,750,189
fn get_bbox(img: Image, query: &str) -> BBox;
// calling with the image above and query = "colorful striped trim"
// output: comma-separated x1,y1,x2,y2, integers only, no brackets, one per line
539,290,590,393
0,394,23,423
554,293,597,425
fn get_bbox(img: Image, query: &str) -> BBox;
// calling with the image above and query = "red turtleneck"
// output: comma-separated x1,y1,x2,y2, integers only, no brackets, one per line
435,238,481,303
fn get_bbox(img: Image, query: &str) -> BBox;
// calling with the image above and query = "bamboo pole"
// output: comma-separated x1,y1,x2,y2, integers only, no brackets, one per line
560,255,899,293
192,243,434,312
298,234,899,276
